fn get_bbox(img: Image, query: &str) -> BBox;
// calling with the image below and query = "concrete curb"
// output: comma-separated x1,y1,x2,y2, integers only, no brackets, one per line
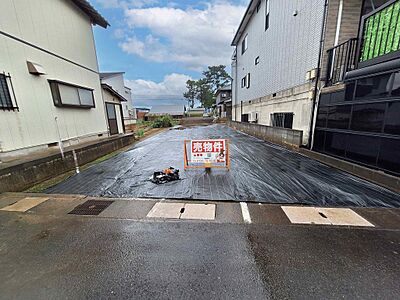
299,148,400,194
0,134,135,193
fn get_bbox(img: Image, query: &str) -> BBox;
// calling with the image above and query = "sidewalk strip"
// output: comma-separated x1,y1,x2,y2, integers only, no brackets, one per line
317,208,374,227
0,197,49,212
180,204,216,220
281,206,374,227
240,202,252,224
147,202,183,219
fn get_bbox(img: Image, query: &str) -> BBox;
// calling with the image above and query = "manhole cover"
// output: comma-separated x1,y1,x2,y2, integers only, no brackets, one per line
68,200,114,216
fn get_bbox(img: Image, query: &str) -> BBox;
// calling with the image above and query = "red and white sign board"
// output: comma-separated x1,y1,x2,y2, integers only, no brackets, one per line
184,139,230,169
190,139,226,163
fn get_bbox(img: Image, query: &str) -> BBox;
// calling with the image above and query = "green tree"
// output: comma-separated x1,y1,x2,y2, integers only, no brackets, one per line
183,65,231,109
196,79,214,108
183,80,197,108
203,65,231,93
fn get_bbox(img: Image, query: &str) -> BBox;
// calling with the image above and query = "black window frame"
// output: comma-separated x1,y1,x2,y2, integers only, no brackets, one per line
265,0,270,31
354,72,392,100
49,80,95,109
327,104,352,129
241,34,248,55
241,76,246,88
347,71,400,102
391,71,400,97
384,101,400,135
271,112,294,128
350,102,386,133
0,72,18,111
313,68,400,175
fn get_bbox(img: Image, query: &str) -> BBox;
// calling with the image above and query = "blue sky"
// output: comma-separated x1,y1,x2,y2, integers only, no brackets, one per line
90,0,247,106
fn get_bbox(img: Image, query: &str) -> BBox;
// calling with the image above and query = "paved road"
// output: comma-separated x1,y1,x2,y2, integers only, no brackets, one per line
0,209,399,300
46,125,400,207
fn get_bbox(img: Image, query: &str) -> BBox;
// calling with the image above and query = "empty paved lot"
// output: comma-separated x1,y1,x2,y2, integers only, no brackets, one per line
46,124,400,207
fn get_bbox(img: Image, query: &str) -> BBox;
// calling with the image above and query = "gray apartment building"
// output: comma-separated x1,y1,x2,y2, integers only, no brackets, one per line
231,0,325,145
232,0,400,177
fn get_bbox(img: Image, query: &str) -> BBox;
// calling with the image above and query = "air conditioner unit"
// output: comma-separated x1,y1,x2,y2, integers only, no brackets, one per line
306,68,318,81
248,112,258,123
309,68,318,80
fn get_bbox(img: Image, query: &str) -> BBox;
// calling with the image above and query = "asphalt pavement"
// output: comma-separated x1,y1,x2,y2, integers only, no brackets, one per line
0,206,399,300
46,124,400,207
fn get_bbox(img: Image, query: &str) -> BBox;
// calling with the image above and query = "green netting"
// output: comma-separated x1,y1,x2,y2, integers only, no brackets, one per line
361,18,373,61
379,6,392,56
385,3,398,54
392,2,400,52
360,0,400,62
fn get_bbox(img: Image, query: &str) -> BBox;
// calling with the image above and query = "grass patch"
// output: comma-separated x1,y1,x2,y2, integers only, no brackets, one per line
25,170,76,193
137,129,145,137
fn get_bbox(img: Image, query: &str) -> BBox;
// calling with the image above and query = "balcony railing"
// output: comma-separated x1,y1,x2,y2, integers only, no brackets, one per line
325,1,400,86
359,0,400,67
325,38,358,86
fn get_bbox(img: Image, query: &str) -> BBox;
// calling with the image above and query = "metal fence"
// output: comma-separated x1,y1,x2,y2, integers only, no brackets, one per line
325,38,358,86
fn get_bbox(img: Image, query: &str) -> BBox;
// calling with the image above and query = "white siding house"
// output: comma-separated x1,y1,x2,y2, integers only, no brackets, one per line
0,0,109,159
231,0,326,145
100,72,137,129
101,83,126,136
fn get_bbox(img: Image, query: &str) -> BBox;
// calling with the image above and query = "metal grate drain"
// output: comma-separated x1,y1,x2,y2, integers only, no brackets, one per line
68,200,114,216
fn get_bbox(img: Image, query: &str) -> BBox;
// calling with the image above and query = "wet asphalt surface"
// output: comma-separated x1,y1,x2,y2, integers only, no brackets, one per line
0,212,399,300
46,124,400,207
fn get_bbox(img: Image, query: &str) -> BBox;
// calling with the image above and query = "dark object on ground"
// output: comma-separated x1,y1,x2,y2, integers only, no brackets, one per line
151,167,180,184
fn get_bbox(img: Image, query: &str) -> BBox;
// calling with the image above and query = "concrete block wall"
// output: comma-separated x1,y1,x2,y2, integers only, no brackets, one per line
232,82,314,145
0,134,135,193
227,120,303,149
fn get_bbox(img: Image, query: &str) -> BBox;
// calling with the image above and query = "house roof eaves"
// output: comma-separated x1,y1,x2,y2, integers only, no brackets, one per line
231,0,257,46
71,0,110,28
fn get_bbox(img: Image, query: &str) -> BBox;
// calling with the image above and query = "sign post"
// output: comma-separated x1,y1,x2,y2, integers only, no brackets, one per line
184,139,230,170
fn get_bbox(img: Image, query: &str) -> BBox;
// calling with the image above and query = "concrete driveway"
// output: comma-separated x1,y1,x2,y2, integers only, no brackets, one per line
46,124,400,207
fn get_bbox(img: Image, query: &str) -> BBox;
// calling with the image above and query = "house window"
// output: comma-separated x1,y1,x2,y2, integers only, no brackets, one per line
354,73,391,100
49,80,95,108
241,74,251,89
271,112,293,128
256,0,261,13
265,0,270,31
0,73,18,111
241,76,247,88
255,56,260,65
241,34,248,54
392,72,400,96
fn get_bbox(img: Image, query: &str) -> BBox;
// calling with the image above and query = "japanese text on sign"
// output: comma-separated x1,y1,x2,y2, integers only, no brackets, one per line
190,139,226,163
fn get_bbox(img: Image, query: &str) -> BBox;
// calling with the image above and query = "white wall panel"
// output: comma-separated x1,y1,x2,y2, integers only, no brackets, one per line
233,0,325,105
0,0,107,154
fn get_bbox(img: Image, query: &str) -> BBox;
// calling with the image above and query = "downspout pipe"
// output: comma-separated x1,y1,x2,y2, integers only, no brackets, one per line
307,0,329,149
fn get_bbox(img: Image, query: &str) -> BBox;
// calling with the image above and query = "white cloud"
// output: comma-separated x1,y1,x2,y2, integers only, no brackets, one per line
120,35,167,62
96,0,158,9
95,0,120,8
126,73,191,106
128,0,158,8
120,2,245,70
